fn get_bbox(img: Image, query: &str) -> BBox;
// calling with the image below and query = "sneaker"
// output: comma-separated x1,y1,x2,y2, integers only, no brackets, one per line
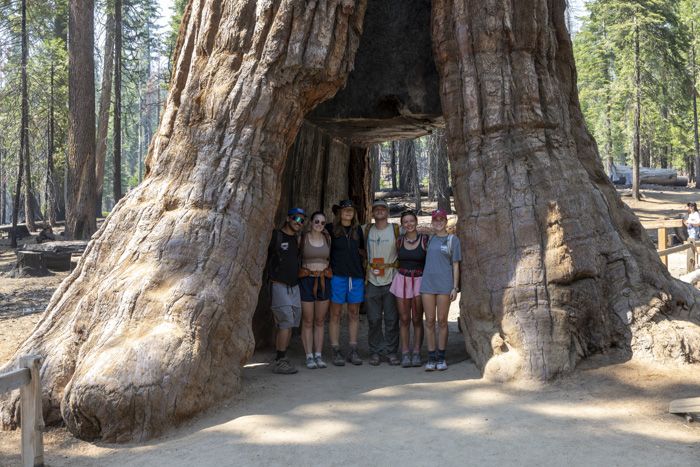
369,353,381,366
424,359,436,372
411,352,422,367
314,355,327,369
306,356,318,369
272,358,298,374
347,347,363,365
332,347,345,366
401,353,411,368
436,359,448,371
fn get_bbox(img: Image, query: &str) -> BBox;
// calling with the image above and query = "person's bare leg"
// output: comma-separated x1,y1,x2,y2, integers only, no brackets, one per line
329,302,342,347
347,303,360,346
437,294,451,351
422,294,437,352
411,297,424,354
301,302,314,355
397,298,411,353
314,300,329,353
276,328,291,353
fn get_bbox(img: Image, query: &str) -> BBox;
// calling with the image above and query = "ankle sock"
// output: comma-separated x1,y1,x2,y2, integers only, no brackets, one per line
428,351,436,361
306,353,313,359
276,350,286,361
437,349,446,360
314,352,322,358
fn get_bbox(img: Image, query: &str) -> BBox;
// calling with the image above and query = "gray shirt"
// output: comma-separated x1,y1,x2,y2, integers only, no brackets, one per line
420,235,462,294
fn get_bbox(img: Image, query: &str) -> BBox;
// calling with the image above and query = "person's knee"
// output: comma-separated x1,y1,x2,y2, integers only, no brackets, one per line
399,314,411,326
411,315,423,327
314,315,326,327
438,318,448,329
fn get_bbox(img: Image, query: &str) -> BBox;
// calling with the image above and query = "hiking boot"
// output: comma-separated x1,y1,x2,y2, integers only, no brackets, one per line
388,353,400,366
272,358,298,374
305,356,318,369
332,347,345,367
424,358,436,372
347,347,363,365
411,352,422,367
401,353,411,368
369,353,381,366
436,359,448,371
314,355,327,369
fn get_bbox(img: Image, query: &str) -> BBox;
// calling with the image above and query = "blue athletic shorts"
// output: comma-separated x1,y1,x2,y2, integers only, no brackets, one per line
330,276,364,304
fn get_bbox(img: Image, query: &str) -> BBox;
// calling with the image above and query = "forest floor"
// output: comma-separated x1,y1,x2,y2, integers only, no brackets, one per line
1,187,699,466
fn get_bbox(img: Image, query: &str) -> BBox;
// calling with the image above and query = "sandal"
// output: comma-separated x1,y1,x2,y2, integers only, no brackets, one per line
388,353,400,366
369,353,381,366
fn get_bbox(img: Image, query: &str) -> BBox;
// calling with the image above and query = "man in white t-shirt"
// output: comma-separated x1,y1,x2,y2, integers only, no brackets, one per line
685,202,700,240
364,200,400,366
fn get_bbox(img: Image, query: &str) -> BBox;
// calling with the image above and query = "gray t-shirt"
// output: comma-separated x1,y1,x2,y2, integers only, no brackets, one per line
420,235,462,294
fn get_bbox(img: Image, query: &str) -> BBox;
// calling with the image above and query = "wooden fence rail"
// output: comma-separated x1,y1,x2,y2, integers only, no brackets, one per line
0,355,44,467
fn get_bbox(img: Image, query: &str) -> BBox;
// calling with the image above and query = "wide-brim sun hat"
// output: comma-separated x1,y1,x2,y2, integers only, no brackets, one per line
372,200,389,210
332,199,355,214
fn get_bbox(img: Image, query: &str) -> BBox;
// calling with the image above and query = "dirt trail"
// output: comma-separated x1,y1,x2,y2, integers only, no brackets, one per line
1,188,699,466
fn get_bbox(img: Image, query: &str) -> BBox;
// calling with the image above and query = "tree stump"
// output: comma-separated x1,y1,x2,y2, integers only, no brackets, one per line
10,251,50,278
20,241,87,271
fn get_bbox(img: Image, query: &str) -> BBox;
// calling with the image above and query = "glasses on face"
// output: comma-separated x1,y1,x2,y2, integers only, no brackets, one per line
314,219,326,225
292,216,305,224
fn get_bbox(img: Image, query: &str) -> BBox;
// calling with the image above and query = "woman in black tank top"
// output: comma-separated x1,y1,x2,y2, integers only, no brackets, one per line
389,211,428,367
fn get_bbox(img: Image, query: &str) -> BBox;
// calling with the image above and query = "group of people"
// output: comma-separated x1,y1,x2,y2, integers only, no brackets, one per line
266,199,461,375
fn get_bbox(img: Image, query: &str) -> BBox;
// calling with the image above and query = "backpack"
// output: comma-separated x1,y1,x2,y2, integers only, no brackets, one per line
428,234,455,258
268,229,301,279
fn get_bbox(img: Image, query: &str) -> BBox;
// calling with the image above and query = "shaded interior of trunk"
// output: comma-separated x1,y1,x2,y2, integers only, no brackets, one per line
253,0,443,347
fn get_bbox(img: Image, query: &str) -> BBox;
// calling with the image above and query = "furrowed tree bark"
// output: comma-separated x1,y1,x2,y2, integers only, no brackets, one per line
1,0,367,442
65,0,97,240
96,10,115,217
432,0,700,381
431,128,451,213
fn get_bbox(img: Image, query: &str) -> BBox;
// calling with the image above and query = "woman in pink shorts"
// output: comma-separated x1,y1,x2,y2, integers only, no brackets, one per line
390,210,429,367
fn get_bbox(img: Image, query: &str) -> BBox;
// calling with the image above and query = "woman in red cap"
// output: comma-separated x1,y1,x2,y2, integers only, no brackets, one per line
420,209,461,371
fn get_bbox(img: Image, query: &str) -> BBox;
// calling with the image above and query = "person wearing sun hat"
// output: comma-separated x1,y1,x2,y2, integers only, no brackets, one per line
420,208,461,371
267,207,306,374
326,199,366,366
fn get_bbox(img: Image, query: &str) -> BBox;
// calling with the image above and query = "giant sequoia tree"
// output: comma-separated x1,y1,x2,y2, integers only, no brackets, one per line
2,0,700,443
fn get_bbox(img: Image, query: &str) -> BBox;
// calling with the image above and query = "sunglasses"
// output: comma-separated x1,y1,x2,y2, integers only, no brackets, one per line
314,219,326,225
292,216,305,224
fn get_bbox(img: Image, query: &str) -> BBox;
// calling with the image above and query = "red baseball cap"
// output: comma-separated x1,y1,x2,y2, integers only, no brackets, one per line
431,209,448,221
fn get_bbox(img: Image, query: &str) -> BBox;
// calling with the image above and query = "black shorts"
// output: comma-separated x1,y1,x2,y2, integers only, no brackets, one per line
299,275,332,302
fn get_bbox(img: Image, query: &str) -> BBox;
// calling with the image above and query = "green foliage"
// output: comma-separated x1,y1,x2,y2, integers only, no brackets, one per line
574,0,693,171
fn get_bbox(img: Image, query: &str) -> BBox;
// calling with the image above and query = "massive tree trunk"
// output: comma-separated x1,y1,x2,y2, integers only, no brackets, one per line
65,0,97,239
1,0,366,442
95,10,115,217
432,0,700,381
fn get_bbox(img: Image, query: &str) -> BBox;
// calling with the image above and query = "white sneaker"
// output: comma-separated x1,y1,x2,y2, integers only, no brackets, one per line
436,359,448,371
314,355,327,368
305,356,318,369
425,359,437,371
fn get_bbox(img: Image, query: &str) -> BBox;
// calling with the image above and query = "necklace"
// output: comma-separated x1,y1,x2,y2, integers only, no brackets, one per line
405,235,419,244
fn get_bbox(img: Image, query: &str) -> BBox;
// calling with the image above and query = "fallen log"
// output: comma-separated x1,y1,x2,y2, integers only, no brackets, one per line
613,165,686,186
20,240,88,271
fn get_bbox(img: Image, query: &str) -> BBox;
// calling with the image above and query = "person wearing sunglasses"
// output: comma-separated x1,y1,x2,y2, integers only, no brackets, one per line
267,207,306,374
298,211,332,369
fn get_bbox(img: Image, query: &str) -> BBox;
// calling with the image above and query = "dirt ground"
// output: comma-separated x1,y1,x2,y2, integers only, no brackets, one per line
1,188,699,466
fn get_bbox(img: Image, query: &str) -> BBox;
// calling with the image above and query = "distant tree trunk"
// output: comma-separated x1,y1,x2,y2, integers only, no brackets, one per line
693,22,700,186
0,148,5,224
370,144,380,194
431,128,451,213
432,0,700,381
1,0,366,442
96,11,115,217
406,140,421,211
20,0,34,232
113,0,123,204
398,139,415,192
632,17,641,200
45,58,58,226
390,140,398,190
66,0,97,239
11,138,24,248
